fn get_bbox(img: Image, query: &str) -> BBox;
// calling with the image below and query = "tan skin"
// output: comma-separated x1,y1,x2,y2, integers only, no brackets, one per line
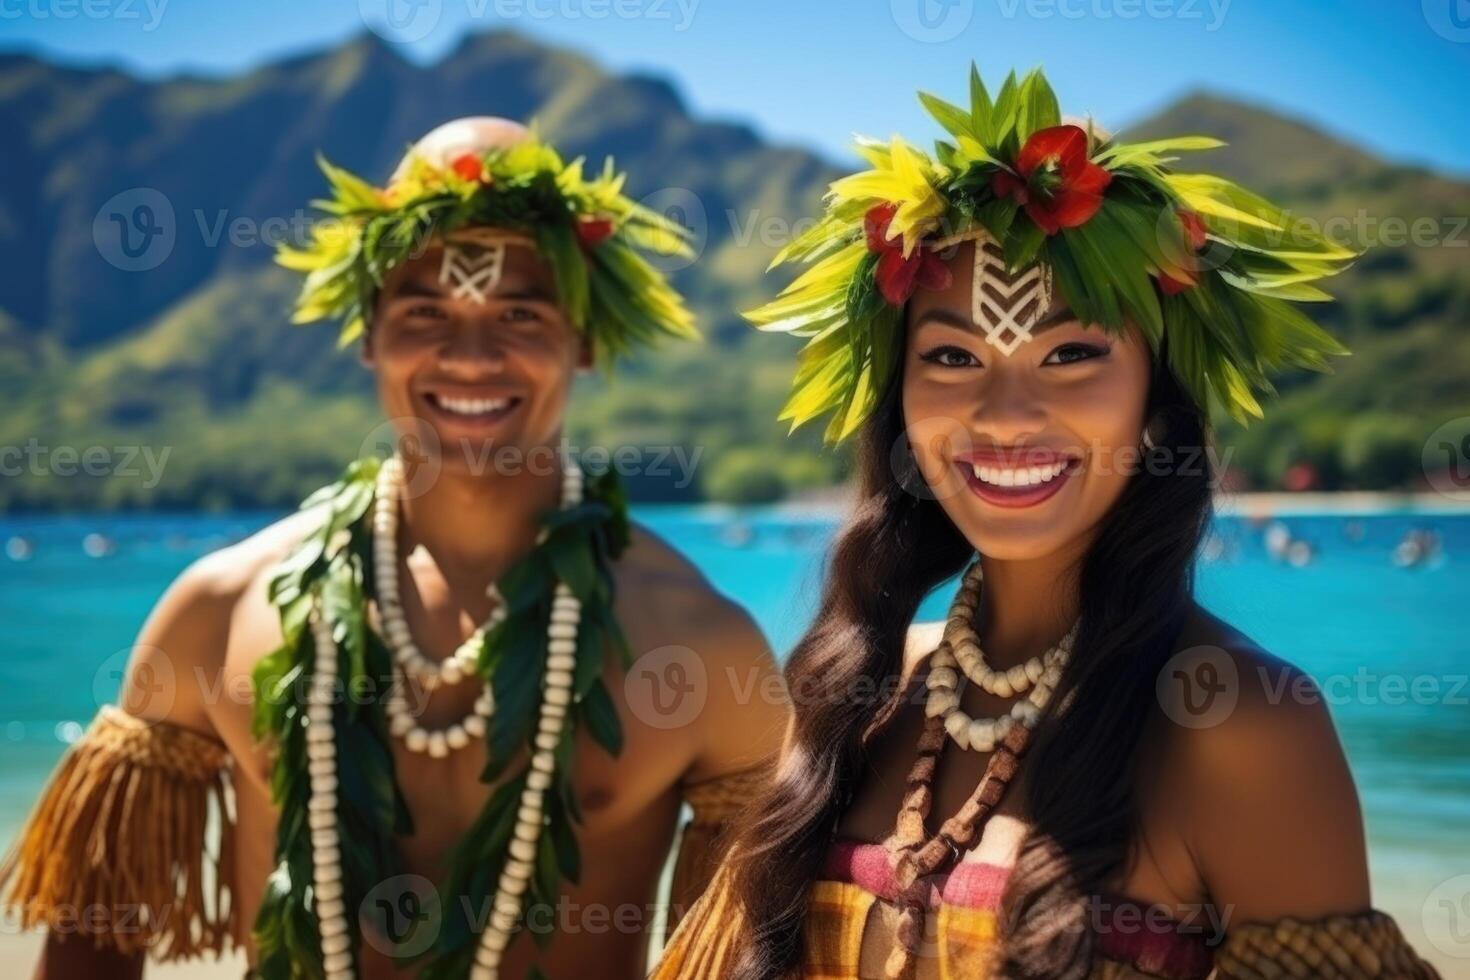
36,242,789,979
834,241,1369,975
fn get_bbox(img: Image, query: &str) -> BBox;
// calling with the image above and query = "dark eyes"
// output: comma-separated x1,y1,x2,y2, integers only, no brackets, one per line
405,303,447,321
401,304,542,323
1041,342,1110,365
919,345,980,368
918,341,1110,368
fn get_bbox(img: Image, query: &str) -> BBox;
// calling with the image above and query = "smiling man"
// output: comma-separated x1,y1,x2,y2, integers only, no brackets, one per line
1,118,788,980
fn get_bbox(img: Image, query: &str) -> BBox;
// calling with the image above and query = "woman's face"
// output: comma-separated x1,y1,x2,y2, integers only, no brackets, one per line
901,240,1153,562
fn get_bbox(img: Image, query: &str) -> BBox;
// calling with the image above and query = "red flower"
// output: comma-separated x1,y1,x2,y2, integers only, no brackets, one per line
1178,210,1209,251
990,125,1112,235
1156,271,1195,296
864,203,952,306
1157,210,1210,295
450,152,488,183
576,216,615,249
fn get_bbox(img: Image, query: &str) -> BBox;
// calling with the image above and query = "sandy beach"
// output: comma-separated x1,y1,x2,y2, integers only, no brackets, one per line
3,911,1464,977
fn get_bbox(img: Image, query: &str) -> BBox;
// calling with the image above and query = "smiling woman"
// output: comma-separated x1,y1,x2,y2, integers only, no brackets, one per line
903,253,1154,558
650,64,1443,980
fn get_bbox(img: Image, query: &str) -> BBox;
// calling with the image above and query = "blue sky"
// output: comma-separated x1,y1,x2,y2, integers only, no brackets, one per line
4,0,1469,174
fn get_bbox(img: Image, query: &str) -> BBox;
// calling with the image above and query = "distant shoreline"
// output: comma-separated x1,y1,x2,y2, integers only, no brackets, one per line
2,491,1469,523
1214,490,1470,517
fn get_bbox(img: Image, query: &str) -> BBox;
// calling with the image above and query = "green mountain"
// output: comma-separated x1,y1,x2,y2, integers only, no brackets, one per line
1,36,1466,509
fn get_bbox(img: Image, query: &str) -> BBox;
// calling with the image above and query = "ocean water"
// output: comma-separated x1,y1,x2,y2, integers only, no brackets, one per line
1,506,1467,964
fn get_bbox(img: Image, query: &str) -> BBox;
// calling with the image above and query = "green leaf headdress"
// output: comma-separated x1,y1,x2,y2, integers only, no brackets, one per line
277,130,699,364
749,65,1356,443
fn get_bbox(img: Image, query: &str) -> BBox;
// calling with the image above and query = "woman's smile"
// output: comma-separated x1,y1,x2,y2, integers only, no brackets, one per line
954,449,1082,509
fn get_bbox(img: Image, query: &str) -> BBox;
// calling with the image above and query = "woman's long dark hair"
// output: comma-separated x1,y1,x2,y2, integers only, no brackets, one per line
721,349,1214,979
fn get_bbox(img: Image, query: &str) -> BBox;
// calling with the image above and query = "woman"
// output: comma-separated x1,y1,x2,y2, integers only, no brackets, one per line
653,66,1442,979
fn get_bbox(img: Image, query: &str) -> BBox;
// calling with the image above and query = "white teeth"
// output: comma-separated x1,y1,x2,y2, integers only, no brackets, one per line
970,460,1069,488
435,395,511,416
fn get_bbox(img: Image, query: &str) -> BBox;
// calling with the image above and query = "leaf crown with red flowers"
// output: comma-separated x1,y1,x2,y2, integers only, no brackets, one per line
748,64,1357,443
277,132,698,364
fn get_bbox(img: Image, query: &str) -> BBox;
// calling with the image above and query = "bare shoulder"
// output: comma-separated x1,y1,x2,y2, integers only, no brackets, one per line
1165,607,1340,760
194,507,325,598
120,508,324,732
614,522,764,652
1155,605,1369,922
616,522,788,781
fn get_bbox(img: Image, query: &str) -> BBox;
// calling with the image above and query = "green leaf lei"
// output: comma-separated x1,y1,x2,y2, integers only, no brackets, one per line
251,455,632,978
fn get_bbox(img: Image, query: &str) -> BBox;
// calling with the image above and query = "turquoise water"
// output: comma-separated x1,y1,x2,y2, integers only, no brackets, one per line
1,507,1466,948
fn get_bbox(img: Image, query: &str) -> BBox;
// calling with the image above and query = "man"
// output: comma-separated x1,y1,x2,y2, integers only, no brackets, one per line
2,118,788,979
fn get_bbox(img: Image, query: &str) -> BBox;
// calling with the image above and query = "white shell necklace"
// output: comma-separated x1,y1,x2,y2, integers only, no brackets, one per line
924,559,1076,751
306,454,585,980
373,454,581,758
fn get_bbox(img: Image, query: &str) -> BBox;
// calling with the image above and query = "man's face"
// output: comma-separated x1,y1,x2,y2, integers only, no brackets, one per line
362,239,590,477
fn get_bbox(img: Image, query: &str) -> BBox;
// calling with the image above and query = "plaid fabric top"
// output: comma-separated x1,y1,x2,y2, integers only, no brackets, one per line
800,839,1217,980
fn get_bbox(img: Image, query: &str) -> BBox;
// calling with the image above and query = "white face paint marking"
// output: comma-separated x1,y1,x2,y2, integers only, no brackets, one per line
937,228,1054,357
973,239,1053,356
439,239,508,305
